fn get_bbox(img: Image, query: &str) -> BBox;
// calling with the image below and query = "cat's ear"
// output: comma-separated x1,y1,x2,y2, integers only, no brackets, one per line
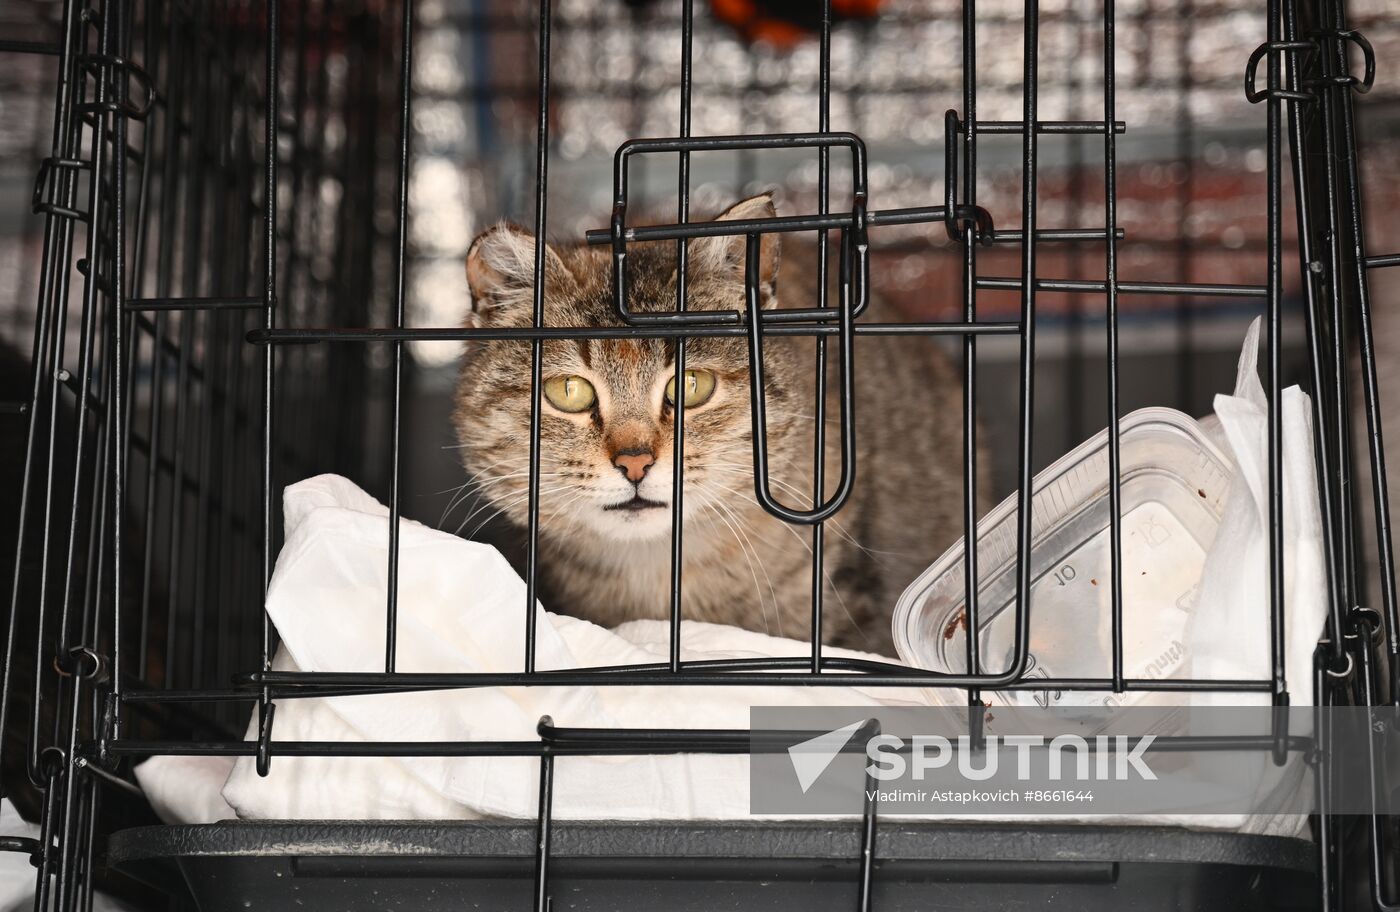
690,193,781,307
465,224,575,325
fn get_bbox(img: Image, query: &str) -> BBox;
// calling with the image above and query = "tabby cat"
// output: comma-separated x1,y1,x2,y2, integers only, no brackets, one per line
452,195,968,656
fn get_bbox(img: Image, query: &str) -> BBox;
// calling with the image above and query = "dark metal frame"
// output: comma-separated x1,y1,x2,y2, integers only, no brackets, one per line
1,0,1397,908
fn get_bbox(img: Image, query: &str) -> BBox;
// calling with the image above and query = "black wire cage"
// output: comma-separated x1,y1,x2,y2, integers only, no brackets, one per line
2,0,1399,908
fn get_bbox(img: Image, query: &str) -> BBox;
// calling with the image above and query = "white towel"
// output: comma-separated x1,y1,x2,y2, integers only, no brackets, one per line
1177,317,1330,837
208,473,934,821
1188,316,1329,702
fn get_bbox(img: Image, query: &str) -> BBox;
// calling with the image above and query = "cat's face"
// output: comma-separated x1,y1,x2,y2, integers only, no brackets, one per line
452,195,806,543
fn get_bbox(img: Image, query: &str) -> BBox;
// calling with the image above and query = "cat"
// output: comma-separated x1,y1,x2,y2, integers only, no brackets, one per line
452,194,970,657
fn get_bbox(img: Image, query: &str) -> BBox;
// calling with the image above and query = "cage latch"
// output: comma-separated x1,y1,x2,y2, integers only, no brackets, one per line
255,698,277,777
0,835,42,868
743,227,859,525
942,111,995,245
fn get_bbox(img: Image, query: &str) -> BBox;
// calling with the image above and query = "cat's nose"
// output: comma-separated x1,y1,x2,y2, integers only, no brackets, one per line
613,449,655,483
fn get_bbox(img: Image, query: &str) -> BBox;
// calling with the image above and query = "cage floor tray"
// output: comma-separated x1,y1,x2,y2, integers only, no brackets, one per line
108,820,1317,911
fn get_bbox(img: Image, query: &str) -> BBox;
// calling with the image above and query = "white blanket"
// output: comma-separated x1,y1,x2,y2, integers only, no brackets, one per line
140,473,935,823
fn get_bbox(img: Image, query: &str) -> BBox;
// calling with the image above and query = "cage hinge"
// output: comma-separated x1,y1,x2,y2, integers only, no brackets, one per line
37,745,66,784
52,646,108,682
1350,605,1386,647
31,157,93,223
1244,41,1318,104
73,52,158,121
1245,29,1376,105
1303,29,1376,96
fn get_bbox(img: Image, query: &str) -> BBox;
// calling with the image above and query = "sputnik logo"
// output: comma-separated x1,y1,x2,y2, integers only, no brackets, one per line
787,720,866,793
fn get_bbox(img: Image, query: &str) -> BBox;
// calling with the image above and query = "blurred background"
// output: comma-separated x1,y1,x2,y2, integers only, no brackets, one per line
2,0,1398,541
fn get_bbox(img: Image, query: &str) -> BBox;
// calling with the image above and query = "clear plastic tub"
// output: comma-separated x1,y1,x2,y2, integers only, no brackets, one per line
892,407,1234,707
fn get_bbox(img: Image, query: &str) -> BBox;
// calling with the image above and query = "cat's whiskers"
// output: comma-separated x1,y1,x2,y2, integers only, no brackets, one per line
722,508,786,640
439,466,509,527
462,487,586,541
685,443,803,477
458,487,536,538
455,480,575,538
445,468,571,524
439,456,544,527
691,494,777,639
690,479,793,638
748,474,904,564
684,462,898,564
696,478,875,652
445,480,526,534
468,486,591,542
438,484,474,528
543,488,592,531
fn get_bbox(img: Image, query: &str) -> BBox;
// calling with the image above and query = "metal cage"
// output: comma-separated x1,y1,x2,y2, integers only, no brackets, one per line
2,0,1398,908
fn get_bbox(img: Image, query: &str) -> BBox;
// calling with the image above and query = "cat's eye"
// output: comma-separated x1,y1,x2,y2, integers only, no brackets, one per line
543,375,597,413
664,369,717,408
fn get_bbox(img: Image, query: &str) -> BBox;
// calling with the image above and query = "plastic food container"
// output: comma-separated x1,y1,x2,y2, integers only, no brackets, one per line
892,407,1234,707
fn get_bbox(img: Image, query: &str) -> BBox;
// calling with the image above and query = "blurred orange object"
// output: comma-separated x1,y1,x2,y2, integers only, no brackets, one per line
710,0,883,49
